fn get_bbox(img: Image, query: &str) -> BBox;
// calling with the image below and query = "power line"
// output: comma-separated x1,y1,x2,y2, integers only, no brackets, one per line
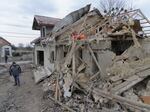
0,34,38,38
0,31,39,36
0,23,32,28
5,36,37,38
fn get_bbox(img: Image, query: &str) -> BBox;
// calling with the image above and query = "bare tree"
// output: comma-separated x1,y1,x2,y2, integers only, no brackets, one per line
99,0,133,16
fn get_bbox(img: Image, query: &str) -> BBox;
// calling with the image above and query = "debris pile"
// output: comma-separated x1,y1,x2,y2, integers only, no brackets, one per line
42,44,150,112
34,5,150,112
33,66,52,83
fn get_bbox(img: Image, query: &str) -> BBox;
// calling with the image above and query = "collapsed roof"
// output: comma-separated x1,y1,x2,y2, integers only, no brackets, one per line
52,4,91,33
32,4,150,112
32,15,61,30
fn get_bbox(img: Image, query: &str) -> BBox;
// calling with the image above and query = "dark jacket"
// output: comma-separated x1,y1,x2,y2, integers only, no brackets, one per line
9,64,21,76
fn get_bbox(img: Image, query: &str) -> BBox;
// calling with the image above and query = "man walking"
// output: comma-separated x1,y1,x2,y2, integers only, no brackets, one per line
9,62,21,86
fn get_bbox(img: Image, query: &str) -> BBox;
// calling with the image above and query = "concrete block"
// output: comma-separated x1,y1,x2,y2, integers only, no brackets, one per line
97,50,116,75
33,67,52,83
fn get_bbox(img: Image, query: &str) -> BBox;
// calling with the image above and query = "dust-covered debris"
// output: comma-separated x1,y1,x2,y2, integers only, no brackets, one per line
32,4,150,112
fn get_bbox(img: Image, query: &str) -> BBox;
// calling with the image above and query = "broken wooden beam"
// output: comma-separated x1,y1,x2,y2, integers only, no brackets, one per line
48,96,76,112
72,40,76,77
87,44,104,77
90,71,100,81
111,66,150,94
111,75,144,94
118,64,150,79
62,41,83,69
81,85,150,112
131,29,141,48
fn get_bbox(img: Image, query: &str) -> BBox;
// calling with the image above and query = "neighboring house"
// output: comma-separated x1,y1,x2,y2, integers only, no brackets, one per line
31,15,60,71
12,47,33,61
0,37,12,62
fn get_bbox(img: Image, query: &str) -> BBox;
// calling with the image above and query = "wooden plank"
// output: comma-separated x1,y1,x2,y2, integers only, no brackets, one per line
141,22,149,24
81,84,150,111
48,96,76,112
87,44,104,77
63,42,83,68
143,30,150,32
138,9,150,24
144,32,150,34
131,29,141,47
142,26,150,28
107,64,150,81
77,63,86,73
111,75,143,94
90,71,100,81
111,66,150,94
135,64,150,74
110,75,122,82
55,75,59,100
63,42,76,68
72,40,76,77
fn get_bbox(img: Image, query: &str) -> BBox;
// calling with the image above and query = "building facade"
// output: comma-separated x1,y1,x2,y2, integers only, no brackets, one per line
31,15,60,72
0,37,12,62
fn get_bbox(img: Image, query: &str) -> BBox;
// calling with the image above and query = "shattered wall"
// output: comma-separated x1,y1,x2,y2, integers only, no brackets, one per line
34,45,55,72
31,6,150,111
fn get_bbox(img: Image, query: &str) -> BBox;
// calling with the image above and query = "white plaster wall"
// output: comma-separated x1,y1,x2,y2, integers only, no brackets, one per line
34,45,44,66
1,45,12,57
34,45,55,72
45,45,55,71
140,39,150,54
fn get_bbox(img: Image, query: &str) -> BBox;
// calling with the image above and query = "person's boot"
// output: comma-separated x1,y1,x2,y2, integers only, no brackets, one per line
13,80,17,86
17,78,20,87
18,82,20,87
13,83,17,86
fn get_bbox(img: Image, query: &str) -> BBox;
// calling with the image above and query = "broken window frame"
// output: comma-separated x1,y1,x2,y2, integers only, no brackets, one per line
41,26,46,37
50,51,55,63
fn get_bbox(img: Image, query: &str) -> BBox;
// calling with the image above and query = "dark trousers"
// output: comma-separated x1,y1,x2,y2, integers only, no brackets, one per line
5,58,7,63
13,75,20,86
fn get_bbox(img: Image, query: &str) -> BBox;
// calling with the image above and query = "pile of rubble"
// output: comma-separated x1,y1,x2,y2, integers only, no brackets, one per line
34,5,150,112
42,44,150,112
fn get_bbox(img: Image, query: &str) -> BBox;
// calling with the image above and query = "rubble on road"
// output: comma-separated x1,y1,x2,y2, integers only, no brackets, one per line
33,66,52,83
33,4,150,112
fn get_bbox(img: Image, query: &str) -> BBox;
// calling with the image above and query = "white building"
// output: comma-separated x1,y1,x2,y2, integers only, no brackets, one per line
31,15,60,70
0,37,12,62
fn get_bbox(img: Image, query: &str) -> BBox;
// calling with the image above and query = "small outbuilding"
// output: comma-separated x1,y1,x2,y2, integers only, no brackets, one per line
0,37,12,62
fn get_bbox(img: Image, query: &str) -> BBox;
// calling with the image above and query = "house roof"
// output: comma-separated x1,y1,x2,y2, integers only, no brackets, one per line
52,4,91,33
0,37,11,47
31,37,47,44
32,15,61,30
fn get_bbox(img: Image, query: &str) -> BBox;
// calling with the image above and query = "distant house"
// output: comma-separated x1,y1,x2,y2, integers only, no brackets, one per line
31,15,60,69
0,37,12,62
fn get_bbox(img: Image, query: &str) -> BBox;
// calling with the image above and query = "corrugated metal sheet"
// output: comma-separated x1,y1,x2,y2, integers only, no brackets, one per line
52,4,91,33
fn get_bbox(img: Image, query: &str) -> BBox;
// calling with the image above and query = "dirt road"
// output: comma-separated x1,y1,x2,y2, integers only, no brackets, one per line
0,64,43,112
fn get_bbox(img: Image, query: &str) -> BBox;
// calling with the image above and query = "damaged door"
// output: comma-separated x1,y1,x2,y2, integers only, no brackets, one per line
37,50,44,66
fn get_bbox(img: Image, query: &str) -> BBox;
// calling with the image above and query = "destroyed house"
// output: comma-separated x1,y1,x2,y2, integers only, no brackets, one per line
31,15,60,69
32,4,150,81
42,5,150,77
33,5,150,111
0,37,12,62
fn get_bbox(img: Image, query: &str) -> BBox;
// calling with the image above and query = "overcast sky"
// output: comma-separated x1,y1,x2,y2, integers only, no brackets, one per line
0,0,150,46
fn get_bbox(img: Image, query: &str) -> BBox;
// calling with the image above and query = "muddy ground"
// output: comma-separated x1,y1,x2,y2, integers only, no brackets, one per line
0,64,47,112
